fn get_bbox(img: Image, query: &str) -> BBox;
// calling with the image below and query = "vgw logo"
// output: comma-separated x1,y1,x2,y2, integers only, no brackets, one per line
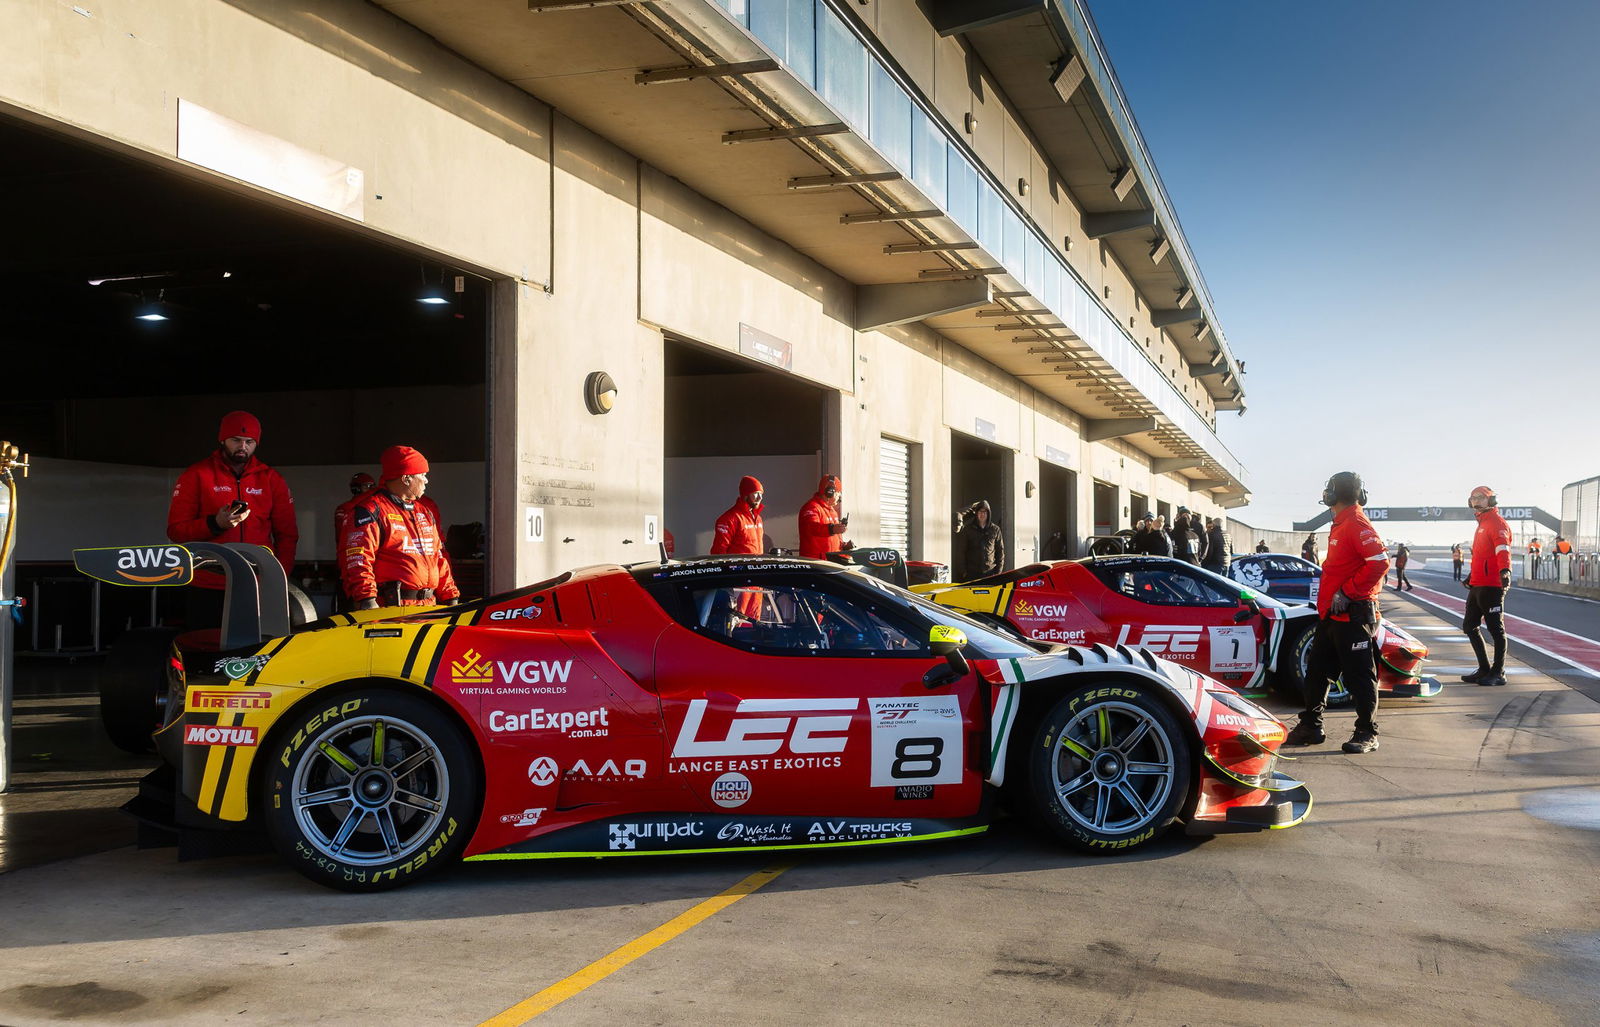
672,698,856,758
1013,598,1073,618
116,546,186,584
1114,624,1204,654
451,649,572,687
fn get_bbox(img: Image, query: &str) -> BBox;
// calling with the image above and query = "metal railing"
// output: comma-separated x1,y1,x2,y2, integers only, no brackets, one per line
1525,553,1600,586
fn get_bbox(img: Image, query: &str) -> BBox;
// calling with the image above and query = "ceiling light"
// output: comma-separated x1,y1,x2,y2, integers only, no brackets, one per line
134,293,172,322
417,282,450,306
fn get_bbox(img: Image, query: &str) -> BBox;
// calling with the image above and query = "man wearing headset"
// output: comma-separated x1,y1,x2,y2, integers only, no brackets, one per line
799,474,851,560
1286,471,1390,754
1462,485,1513,686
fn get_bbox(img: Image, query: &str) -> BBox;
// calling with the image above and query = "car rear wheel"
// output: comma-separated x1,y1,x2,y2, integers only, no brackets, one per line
263,689,479,891
99,627,180,753
1028,682,1191,853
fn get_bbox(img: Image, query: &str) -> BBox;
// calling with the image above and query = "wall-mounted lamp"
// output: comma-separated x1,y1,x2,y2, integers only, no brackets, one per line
584,371,619,415
964,112,978,134
1025,481,1036,498
1017,178,1029,197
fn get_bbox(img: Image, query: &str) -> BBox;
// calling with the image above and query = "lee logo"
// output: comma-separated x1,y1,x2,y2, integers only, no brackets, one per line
1013,598,1073,618
672,698,856,758
1114,624,1203,654
115,546,186,584
184,724,259,747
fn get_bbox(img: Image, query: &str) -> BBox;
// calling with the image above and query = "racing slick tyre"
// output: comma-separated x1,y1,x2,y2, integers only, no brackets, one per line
1277,625,1351,707
1027,682,1192,853
263,689,480,892
99,627,180,753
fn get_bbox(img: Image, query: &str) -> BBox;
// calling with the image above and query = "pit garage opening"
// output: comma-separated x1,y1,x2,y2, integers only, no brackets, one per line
663,338,827,555
1037,459,1078,558
0,116,493,815
949,431,1012,579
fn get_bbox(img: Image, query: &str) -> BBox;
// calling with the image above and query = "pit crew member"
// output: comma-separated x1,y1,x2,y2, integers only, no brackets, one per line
341,446,458,609
799,474,850,560
1463,485,1513,686
1286,471,1389,754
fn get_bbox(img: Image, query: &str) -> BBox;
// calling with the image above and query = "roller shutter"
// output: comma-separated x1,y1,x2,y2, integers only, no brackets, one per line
878,437,911,556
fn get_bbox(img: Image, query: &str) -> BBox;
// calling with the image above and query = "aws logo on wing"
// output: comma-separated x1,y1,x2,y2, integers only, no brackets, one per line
1012,598,1072,618
114,546,188,584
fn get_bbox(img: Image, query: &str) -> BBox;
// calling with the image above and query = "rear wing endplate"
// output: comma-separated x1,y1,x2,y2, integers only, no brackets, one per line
74,542,289,649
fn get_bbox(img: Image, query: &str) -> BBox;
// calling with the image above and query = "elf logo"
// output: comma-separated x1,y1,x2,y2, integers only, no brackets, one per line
672,698,856,758
1114,624,1204,654
1013,598,1073,618
115,546,186,584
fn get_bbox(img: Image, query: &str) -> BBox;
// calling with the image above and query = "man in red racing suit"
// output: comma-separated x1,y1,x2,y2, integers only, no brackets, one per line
341,446,458,609
1462,485,1513,686
1286,471,1390,754
711,476,766,555
167,411,298,624
798,474,850,560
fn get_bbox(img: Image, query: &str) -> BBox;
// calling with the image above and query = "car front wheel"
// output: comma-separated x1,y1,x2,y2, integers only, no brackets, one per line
263,689,479,891
1028,682,1192,853
1279,625,1351,707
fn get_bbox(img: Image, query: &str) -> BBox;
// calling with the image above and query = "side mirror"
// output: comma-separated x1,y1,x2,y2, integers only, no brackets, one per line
1234,592,1261,622
925,625,970,689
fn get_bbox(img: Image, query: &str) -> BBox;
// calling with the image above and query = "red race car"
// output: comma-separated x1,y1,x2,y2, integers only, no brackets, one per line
81,545,1310,891
916,556,1439,705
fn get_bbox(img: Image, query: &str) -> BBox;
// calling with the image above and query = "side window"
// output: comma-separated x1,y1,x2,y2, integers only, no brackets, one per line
1117,569,1193,606
685,584,925,655
1168,568,1237,607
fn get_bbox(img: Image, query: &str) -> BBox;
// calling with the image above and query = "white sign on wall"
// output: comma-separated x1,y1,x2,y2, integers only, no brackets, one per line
525,507,546,543
644,515,660,545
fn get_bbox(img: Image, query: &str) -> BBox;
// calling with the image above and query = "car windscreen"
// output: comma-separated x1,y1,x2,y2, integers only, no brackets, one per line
1193,564,1292,609
851,572,1044,658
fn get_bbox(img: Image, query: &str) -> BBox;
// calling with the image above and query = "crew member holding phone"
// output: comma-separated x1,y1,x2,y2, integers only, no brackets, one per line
799,474,851,560
167,410,298,626
1285,471,1390,754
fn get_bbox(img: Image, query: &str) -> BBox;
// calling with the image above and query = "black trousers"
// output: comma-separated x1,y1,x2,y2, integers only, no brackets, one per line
1301,617,1379,735
1463,585,1508,672
1394,564,1411,589
1452,560,1463,581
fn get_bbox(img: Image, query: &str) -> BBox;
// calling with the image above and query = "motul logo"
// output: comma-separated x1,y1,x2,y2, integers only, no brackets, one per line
672,698,856,758
183,724,260,747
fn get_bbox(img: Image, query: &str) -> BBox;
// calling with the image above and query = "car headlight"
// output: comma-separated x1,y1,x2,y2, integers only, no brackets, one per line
1209,689,1274,722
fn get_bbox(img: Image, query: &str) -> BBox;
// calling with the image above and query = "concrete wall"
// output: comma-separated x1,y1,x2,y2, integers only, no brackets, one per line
2,0,1231,592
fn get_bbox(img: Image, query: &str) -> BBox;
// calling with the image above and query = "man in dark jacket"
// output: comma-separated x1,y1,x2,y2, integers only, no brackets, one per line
1134,513,1173,557
959,500,1005,580
1171,509,1204,565
1203,518,1232,575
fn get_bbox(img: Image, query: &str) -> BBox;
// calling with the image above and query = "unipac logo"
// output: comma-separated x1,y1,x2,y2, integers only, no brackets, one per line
672,698,856,758
489,606,542,622
608,821,703,850
187,689,271,712
527,756,560,786
452,648,495,685
710,771,752,808
114,546,187,584
213,655,270,681
1114,624,1203,654
1013,598,1073,618
183,724,260,747
499,807,546,827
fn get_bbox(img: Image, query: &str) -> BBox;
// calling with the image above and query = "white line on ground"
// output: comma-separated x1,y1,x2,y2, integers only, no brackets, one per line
1403,589,1600,679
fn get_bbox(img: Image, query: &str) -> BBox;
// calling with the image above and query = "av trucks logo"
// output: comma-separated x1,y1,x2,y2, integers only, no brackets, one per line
1114,624,1203,654
1012,598,1073,618
73,545,194,586
672,698,857,758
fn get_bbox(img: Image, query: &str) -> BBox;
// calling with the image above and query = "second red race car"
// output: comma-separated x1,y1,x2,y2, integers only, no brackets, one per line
915,556,1440,705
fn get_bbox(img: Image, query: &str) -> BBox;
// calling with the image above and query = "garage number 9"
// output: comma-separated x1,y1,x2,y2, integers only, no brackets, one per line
891,737,943,779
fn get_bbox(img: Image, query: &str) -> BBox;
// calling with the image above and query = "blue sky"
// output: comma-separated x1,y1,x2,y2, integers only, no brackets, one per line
1088,0,1600,541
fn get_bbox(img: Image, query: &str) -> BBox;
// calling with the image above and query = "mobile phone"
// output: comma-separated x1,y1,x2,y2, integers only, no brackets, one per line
229,500,248,515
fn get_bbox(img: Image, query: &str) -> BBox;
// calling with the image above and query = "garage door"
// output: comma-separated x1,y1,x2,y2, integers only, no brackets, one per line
878,436,911,556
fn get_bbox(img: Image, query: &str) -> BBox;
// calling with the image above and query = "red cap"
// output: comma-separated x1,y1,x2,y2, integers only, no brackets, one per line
381,446,429,481
349,472,376,494
1470,485,1495,500
218,410,261,443
818,474,842,495
739,475,764,498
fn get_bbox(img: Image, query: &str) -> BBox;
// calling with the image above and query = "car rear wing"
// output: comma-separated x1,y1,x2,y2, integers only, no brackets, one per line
73,542,290,650
826,548,909,589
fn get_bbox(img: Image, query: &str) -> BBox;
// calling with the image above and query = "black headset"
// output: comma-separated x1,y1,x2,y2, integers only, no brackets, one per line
1320,471,1368,507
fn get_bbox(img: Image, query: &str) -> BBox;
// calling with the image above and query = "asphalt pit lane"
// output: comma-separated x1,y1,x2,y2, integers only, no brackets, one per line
3,981,148,1018
1522,787,1600,831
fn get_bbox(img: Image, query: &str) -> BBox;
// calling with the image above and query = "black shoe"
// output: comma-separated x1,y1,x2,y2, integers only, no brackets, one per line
1342,731,1379,754
1284,721,1325,746
1461,669,1489,684
1480,673,1506,687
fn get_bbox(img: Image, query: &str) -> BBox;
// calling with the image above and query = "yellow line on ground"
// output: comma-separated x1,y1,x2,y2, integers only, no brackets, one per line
476,864,792,1025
